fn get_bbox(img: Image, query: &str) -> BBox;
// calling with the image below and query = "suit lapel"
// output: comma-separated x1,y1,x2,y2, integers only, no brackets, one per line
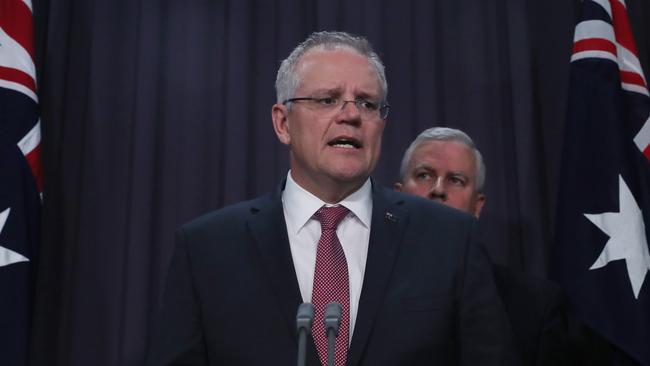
246,190,321,365
348,185,408,366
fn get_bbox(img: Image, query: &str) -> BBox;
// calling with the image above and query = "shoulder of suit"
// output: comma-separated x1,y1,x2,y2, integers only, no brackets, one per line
383,187,476,223
180,192,278,231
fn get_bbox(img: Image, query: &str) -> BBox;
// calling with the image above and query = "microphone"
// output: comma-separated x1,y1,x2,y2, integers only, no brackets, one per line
296,302,315,366
324,302,342,366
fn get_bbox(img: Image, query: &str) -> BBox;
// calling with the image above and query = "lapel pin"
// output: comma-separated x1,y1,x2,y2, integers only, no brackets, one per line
384,211,399,222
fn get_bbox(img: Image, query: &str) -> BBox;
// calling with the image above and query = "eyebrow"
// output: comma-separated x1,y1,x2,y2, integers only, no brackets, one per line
448,172,471,182
354,90,379,100
413,164,434,172
413,165,470,179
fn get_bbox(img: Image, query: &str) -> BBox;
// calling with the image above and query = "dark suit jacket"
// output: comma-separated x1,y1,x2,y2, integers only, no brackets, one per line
492,265,569,366
146,183,512,365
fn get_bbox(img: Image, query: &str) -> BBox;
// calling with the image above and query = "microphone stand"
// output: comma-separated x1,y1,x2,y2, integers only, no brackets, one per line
324,302,342,366
296,303,315,366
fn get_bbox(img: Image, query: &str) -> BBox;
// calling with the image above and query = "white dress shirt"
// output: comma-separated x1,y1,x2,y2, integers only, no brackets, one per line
282,171,372,340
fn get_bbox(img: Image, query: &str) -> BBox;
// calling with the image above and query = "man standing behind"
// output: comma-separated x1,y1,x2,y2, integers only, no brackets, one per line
147,33,510,365
395,127,568,365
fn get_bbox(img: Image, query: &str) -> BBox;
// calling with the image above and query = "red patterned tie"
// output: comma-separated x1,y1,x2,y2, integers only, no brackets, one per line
311,205,350,366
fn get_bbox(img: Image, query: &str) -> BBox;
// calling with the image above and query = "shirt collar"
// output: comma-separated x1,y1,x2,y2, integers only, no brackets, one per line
282,171,373,234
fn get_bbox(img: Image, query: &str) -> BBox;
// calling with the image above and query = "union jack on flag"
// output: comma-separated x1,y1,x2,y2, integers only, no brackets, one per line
0,0,42,364
554,0,650,364
570,0,650,159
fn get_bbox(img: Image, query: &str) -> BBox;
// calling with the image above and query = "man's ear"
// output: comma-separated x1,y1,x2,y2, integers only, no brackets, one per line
473,194,486,219
394,182,403,192
272,103,291,145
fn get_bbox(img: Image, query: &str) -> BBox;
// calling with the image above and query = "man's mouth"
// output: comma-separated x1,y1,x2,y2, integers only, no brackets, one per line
327,137,362,149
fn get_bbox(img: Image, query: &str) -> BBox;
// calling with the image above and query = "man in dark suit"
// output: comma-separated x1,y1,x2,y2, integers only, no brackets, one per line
147,32,511,366
395,126,569,365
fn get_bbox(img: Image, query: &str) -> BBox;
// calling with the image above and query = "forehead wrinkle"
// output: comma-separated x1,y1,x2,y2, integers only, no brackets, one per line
297,82,380,99
411,162,471,180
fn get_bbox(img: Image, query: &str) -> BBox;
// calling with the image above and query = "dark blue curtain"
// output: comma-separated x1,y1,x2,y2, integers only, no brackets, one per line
29,0,650,365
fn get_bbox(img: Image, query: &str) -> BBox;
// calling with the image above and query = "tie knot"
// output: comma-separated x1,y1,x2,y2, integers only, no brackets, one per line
314,206,350,230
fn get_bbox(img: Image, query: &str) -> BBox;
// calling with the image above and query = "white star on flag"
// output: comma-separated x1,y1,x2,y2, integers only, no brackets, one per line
585,175,650,299
0,207,30,268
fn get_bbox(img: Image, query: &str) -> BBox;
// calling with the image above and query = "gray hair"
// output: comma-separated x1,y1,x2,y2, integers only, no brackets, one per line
275,31,388,104
399,127,486,193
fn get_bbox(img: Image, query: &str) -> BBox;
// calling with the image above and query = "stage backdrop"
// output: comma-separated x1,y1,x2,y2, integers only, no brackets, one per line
29,0,650,365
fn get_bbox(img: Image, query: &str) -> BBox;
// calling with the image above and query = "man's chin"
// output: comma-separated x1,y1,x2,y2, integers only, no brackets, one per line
326,166,372,184
325,157,376,180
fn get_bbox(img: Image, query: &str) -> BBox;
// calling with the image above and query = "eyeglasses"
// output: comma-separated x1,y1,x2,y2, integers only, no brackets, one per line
283,97,390,120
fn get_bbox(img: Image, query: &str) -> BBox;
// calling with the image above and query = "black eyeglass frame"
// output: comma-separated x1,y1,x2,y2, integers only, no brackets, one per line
283,97,390,120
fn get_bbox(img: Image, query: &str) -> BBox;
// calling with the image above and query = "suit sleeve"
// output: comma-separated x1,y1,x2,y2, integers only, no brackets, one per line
146,228,209,366
457,221,517,366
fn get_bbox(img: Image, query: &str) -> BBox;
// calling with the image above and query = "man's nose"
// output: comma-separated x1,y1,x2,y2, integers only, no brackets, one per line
337,100,362,123
428,177,447,201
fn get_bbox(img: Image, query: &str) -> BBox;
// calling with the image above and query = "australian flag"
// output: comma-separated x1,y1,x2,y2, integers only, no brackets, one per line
0,0,43,365
553,0,650,365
